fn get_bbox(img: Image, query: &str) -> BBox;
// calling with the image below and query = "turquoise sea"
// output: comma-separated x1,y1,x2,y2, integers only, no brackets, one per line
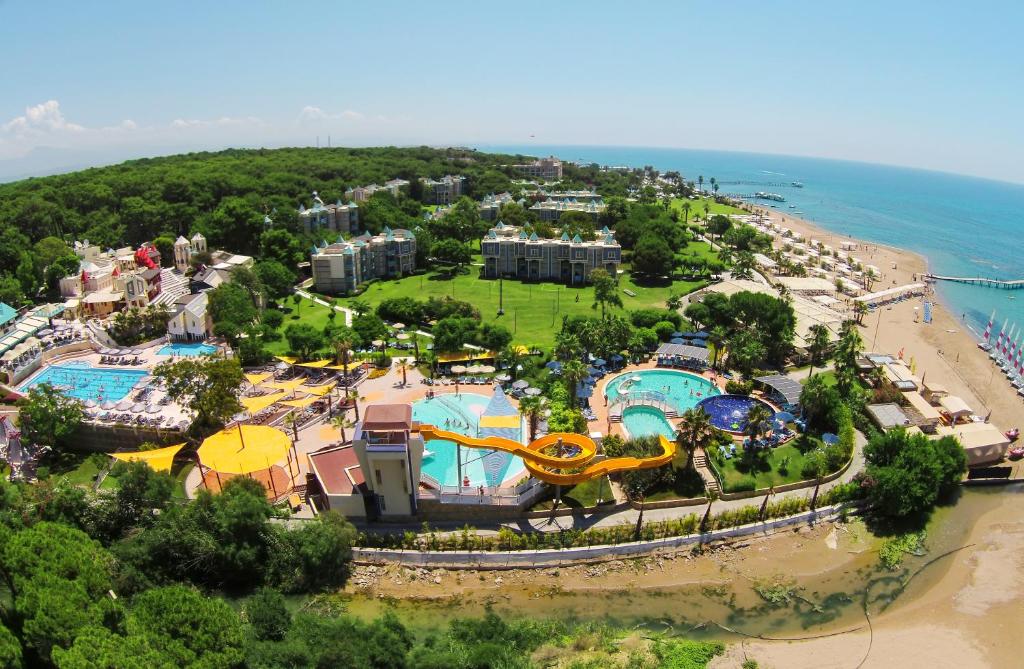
481,145,1024,337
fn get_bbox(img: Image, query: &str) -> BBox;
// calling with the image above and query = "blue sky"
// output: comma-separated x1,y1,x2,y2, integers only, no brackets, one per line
1,0,1022,182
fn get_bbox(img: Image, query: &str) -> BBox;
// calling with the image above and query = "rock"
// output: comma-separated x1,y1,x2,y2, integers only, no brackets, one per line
433,576,442,584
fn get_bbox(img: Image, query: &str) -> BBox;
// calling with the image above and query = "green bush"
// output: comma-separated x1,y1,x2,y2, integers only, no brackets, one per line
724,379,754,395
728,475,757,493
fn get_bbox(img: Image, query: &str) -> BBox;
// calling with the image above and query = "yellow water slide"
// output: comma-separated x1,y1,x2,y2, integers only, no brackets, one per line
416,425,676,485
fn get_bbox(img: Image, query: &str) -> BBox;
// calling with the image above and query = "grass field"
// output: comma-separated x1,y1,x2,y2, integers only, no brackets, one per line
332,268,706,348
670,195,749,221
710,443,810,492
529,475,612,510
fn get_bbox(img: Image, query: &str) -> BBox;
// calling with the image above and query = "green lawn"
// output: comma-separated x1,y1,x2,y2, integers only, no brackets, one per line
332,269,705,349
670,195,749,220
46,452,107,487
530,475,613,510
709,443,810,492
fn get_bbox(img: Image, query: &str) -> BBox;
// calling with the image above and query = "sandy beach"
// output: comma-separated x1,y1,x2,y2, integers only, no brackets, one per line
748,205,1024,431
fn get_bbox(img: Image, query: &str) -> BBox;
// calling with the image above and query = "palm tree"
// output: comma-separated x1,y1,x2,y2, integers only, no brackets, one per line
681,201,692,224
284,411,299,443
350,299,370,317
698,175,704,193
561,360,588,406
396,359,411,387
708,326,729,369
854,300,869,325
675,407,716,471
665,293,683,312
806,324,831,378
709,177,717,196
333,335,354,395
519,396,544,442
745,405,773,443
703,202,710,222
346,388,363,422
331,413,354,444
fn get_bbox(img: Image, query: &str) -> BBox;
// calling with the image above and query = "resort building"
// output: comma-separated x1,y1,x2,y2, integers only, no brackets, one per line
190,249,255,292
420,175,466,205
173,233,208,273
0,302,17,338
481,222,622,284
479,192,516,221
298,192,360,235
529,198,607,221
311,227,417,295
59,241,179,317
512,156,563,181
522,188,603,203
344,178,409,202
166,292,212,342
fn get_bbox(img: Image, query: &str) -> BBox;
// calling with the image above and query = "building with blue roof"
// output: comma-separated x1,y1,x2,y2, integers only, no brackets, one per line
311,227,417,295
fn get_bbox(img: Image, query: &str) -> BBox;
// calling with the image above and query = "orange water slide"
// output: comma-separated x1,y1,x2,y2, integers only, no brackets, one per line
415,425,676,485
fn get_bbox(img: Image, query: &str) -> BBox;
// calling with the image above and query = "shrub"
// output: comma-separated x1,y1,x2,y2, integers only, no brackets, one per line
630,308,682,330
724,379,754,395
653,321,677,341
262,308,284,329
729,475,757,493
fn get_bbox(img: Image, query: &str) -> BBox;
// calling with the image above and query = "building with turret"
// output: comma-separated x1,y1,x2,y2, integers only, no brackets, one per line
311,227,417,295
298,192,360,235
481,222,621,284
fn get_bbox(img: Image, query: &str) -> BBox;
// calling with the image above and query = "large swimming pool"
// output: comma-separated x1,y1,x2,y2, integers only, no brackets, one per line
411,393,526,488
696,394,777,433
607,369,721,440
20,362,148,403
621,406,676,439
157,342,218,357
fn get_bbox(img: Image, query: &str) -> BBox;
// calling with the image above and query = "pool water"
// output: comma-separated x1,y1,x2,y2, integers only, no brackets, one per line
411,393,526,487
621,406,676,439
157,342,218,356
605,369,720,413
20,364,149,402
696,394,777,433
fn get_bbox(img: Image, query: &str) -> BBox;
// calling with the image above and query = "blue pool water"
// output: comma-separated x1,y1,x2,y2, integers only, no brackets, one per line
157,342,218,357
411,393,526,487
621,406,675,439
696,394,777,433
20,364,148,402
605,369,720,413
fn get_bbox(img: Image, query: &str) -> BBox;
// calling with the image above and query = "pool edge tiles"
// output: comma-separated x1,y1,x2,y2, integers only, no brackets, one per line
19,363,149,403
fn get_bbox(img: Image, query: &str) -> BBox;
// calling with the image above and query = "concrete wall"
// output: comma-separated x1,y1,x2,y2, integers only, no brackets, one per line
72,422,187,452
352,503,853,569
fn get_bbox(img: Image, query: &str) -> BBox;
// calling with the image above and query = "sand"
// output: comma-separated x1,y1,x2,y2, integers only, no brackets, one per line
749,205,1024,430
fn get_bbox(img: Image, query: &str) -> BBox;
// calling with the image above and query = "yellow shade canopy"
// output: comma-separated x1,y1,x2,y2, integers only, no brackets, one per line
326,362,362,372
111,443,185,474
240,391,287,414
298,382,335,396
198,424,291,474
275,355,297,365
244,372,272,386
513,345,530,355
264,378,307,392
298,360,332,368
436,351,494,364
280,397,318,409
479,415,521,429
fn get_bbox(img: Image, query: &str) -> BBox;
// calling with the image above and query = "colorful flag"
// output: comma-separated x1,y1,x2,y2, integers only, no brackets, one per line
983,310,996,342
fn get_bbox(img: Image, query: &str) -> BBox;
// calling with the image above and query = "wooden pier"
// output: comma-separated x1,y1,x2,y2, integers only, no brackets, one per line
923,274,1024,290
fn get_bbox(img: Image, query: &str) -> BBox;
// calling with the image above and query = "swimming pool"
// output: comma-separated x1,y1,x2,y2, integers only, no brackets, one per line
605,369,720,414
157,342,218,357
411,393,526,487
696,394,777,433
621,406,676,439
20,364,149,403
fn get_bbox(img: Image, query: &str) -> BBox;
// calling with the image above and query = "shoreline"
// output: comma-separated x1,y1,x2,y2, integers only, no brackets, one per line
744,203,1024,429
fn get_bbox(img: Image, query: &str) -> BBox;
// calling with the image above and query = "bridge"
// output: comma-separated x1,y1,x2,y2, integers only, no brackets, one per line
923,274,1024,290
715,180,800,187
607,391,680,422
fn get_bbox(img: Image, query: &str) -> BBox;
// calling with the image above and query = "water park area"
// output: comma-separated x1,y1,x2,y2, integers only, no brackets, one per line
695,394,778,433
19,361,148,403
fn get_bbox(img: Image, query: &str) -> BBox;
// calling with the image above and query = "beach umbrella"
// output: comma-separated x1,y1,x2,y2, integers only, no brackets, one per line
396,333,410,341
450,365,468,374
693,332,710,339
610,354,624,362
371,339,385,348
524,387,542,397
587,366,602,376
690,340,706,348
592,358,606,367
131,402,146,413
512,380,529,390
576,384,594,398
670,338,685,345
545,361,562,370
495,373,511,382
37,329,53,337
671,332,684,339
822,433,840,445
774,411,796,423
83,399,97,408
147,404,161,414
116,399,133,411
101,401,116,410
391,323,406,330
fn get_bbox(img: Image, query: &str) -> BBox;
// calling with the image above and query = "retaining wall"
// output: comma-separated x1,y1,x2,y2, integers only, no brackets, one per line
352,503,852,569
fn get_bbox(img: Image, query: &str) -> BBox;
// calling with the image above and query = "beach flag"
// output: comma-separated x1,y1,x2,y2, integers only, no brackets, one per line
995,319,1008,355
1008,330,1020,362
983,310,995,342
1016,338,1023,369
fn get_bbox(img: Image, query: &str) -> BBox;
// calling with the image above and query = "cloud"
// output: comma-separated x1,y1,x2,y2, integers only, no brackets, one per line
298,106,365,123
2,100,84,136
169,116,263,129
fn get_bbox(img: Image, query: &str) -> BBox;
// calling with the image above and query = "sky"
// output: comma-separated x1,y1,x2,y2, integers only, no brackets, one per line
1,0,1022,183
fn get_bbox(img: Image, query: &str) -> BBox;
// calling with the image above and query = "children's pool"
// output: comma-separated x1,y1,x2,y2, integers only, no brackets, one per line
605,369,720,413
621,406,676,439
157,342,218,357
411,393,526,488
695,394,777,433
20,363,148,403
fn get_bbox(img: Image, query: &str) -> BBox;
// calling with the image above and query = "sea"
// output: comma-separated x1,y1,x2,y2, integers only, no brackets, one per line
481,144,1024,339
